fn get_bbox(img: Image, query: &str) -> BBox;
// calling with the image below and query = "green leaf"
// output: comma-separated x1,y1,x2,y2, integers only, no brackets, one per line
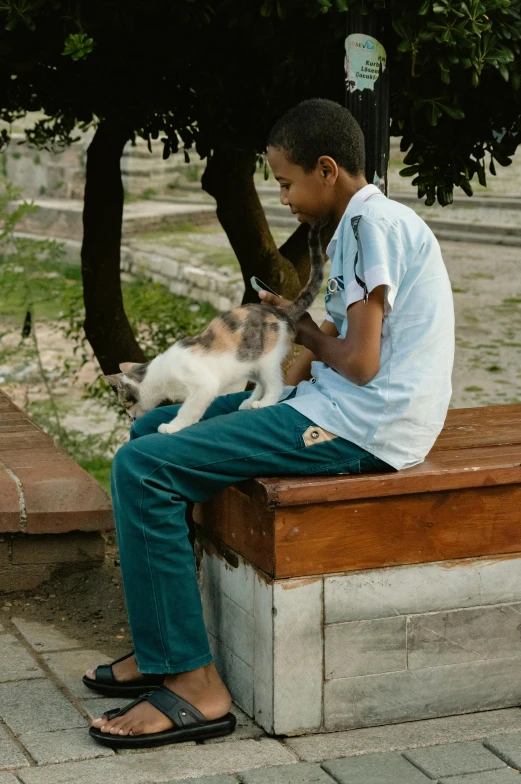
399,165,420,176
498,63,510,80
477,160,487,186
418,0,430,15
440,104,465,119
460,178,473,196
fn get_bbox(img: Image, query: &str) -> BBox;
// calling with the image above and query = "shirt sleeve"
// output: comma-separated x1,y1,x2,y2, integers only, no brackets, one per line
344,215,407,315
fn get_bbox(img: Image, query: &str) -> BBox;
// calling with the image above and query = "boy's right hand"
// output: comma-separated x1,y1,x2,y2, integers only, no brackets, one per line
258,290,292,308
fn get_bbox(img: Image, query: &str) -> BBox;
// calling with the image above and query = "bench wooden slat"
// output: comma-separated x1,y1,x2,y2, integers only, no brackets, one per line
249,443,521,506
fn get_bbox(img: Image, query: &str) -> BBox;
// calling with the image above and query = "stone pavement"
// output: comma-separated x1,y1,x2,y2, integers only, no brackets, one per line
0,617,521,783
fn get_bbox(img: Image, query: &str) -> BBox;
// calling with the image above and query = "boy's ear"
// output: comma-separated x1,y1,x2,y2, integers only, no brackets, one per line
119,362,136,373
102,373,123,389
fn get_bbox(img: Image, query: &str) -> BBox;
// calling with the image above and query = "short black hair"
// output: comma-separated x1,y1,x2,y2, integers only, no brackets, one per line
268,98,365,177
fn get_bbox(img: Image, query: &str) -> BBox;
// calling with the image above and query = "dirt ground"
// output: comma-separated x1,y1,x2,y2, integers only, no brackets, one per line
1,533,131,660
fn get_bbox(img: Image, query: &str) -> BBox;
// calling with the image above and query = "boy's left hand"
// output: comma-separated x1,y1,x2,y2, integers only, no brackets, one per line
258,290,319,347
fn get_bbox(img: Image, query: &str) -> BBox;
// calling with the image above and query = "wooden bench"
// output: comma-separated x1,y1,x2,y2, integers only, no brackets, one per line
195,404,521,736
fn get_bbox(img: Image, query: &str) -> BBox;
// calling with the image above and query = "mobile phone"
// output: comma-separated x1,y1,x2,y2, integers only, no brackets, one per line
250,276,282,298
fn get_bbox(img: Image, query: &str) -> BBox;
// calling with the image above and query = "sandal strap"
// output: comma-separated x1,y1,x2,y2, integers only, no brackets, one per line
104,686,207,728
94,650,135,685
146,686,207,728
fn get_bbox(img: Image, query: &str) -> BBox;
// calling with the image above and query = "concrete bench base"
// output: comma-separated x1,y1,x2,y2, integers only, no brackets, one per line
197,404,521,735
201,537,521,736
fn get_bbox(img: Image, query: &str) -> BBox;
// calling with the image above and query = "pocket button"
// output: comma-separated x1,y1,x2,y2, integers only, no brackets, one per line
310,377,316,384
311,430,319,440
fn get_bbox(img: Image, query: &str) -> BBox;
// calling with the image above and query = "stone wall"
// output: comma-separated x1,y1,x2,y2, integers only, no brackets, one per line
3,132,204,200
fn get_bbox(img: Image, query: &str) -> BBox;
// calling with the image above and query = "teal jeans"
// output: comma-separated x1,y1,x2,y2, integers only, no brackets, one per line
111,391,393,675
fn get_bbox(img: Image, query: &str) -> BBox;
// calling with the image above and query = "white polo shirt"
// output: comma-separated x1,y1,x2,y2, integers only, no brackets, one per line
281,184,455,470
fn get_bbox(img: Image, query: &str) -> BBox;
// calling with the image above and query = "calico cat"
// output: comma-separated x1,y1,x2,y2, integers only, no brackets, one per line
103,219,325,434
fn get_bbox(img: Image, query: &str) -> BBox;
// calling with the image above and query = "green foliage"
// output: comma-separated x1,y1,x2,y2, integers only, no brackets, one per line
0,178,217,481
62,32,95,61
0,0,519,206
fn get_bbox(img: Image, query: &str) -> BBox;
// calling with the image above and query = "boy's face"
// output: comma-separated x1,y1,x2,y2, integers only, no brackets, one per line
267,145,337,225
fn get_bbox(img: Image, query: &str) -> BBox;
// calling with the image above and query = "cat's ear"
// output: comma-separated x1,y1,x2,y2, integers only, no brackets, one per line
119,362,136,374
102,373,123,389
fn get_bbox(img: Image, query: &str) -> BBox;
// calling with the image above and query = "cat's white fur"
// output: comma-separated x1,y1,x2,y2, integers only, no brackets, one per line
124,321,291,434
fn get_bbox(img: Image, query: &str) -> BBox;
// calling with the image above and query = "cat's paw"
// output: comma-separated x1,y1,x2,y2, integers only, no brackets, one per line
158,422,184,435
238,399,254,411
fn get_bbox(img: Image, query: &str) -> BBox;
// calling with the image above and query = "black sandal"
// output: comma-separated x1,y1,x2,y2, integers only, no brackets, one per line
82,650,166,697
88,685,236,748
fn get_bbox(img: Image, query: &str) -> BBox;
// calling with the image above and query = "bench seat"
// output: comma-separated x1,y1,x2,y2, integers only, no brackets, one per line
196,404,521,735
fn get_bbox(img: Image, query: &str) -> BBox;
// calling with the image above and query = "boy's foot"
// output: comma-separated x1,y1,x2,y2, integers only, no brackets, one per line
90,663,231,737
85,652,144,684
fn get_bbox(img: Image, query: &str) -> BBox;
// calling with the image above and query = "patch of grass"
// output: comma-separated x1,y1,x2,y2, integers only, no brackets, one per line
78,456,113,495
184,163,203,183
451,285,468,293
464,386,483,392
138,222,202,240
206,250,239,268
463,272,495,280
11,151,21,160
33,153,41,166
486,364,503,373
52,180,64,191
39,185,46,196
503,298,521,304
141,188,157,200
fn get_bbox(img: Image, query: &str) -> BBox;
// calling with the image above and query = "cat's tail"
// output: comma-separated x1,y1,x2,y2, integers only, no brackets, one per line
286,219,326,321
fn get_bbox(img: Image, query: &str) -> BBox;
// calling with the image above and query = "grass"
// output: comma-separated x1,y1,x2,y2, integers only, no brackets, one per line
78,456,113,495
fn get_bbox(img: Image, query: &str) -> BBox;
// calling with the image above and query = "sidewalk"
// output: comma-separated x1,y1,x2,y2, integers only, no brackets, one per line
0,617,520,783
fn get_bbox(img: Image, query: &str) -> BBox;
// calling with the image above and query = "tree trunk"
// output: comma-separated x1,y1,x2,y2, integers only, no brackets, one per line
81,121,146,374
202,149,307,304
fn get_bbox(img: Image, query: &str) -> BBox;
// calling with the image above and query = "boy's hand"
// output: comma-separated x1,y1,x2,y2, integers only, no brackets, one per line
258,290,320,347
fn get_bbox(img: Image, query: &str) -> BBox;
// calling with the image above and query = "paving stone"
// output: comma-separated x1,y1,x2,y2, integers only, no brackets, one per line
284,708,521,762
239,762,335,783
485,733,521,770
322,752,432,783
11,617,82,652
81,697,130,720
0,634,44,682
19,728,114,764
166,778,239,784
403,741,506,778
0,680,88,735
16,738,295,784
439,770,521,783
0,723,29,770
42,648,114,698
0,775,24,784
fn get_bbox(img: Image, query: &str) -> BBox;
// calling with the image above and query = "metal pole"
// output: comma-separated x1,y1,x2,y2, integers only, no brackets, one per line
344,11,390,195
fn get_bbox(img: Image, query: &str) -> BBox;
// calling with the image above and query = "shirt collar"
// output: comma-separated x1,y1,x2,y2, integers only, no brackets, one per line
326,184,384,258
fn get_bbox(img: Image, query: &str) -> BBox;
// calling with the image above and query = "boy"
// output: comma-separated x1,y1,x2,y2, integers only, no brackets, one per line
86,99,455,747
